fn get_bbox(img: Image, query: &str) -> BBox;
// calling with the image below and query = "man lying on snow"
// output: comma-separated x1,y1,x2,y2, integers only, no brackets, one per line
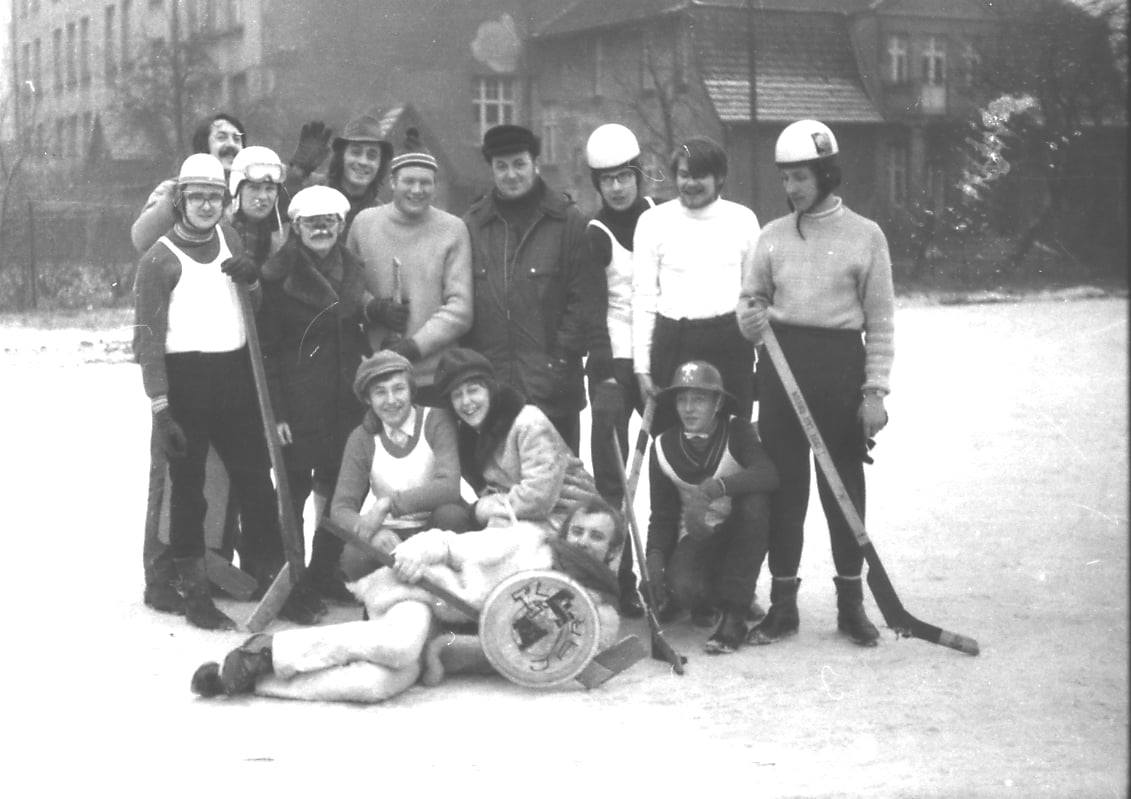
190,498,625,702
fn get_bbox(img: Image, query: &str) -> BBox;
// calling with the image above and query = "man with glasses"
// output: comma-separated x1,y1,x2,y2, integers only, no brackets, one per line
133,154,287,631
582,123,655,618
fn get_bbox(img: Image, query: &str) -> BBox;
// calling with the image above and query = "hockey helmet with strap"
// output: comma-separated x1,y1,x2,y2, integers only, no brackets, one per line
775,119,839,166
586,124,641,170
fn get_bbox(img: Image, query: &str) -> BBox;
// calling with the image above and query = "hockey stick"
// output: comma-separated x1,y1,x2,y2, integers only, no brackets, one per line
759,325,979,655
318,517,645,688
236,285,313,632
613,427,687,674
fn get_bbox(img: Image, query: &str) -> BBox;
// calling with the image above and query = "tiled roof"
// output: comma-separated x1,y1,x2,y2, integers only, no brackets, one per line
696,8,883,123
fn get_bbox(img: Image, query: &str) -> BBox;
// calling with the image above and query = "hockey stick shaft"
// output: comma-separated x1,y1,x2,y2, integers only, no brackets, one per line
759,325,978,656
613,432,687,674
237,285,309,632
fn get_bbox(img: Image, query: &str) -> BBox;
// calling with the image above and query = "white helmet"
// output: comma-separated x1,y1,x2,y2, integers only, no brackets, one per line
586,123,641,169
177,153,227,189
287,185,351,221
228,146,285,196
775,120,839,165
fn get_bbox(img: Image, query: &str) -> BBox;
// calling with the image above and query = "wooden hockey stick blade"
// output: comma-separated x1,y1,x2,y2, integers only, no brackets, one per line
760,324,980,656
244,563,295,632
204,550,257,600
574,635,648,689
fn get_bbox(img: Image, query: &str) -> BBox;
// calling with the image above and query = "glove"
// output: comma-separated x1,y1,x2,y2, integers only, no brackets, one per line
858,393,889,439
367,297,410,333
697,476,726,501
682,489,715,540
220,253,260,284
736,298,769,342
590,379,624,432
289,120,332,176
154,407,187,460
387,337,421,362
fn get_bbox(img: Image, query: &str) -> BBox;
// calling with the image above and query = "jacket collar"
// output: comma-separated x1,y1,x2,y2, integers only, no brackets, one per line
262,236,347,312
467,177,571,228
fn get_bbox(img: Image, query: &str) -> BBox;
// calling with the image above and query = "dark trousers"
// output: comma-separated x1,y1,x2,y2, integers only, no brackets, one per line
650,312,756,434
167,403,282,565
758,323,868,578
663,493,770,611
547,411,580,456
589,358,642,588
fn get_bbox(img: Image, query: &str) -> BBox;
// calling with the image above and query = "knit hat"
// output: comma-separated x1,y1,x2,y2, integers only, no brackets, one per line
353,351,413,402
433,348,495,399
481,124,540,161
389,127,438,173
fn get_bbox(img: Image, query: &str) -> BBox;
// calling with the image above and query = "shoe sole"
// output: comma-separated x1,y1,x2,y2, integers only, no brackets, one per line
746,627,798,646
704,640,739,655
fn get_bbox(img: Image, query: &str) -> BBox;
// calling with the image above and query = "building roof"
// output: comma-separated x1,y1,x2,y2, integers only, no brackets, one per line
696,7,883,123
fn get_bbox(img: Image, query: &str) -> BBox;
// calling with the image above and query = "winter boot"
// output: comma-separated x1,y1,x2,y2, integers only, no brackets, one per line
220,633,274,695
834,576,880,647
705,604,748,655
307,528,354,604
144,551,184,615
175,557,236,631
746,577,800,645
747,592,767,624
279,572,326,626
190,662,224,698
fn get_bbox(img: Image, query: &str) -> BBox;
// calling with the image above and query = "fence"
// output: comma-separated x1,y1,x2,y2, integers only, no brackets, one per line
0,199,139,311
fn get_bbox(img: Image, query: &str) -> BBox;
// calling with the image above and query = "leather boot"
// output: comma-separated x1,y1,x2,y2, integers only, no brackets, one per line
705,604,748,654
834,576,879,647
144,551,184,615
221,633,274,694
174,557,236,631
191,662,224,698
746,577,800,645
307,528,354,604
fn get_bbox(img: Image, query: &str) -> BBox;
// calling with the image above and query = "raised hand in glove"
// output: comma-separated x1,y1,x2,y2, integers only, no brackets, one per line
154,407,187,459
289,120,332,176
366,297,410,333
220,253,260,284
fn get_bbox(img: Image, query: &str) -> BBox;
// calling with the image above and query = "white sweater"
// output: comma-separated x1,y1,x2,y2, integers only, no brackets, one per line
632,197,760,372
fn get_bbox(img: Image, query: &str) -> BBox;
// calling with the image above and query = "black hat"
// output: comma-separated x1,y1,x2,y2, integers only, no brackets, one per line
481,124,540,162
433,348,495,399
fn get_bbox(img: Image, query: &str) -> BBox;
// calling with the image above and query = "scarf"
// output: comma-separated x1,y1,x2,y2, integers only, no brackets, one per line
547,537,621,607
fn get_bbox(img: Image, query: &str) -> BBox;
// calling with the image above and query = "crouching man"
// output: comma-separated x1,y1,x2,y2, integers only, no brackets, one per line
190,499,624,702
645,361,779,654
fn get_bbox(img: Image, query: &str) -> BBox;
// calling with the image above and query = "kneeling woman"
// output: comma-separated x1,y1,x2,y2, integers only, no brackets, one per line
432,348,598,532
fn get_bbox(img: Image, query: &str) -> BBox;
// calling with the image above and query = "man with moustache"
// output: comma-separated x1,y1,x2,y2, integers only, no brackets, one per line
347,129,472,406
462,124,605,454
633,136,761,433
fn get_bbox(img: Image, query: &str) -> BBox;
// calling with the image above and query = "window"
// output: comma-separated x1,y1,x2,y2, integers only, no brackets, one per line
887,142,909,206
962,40,979,89
921,36,947,86
886,35,908,84
66,22,76,88
80,17,91,86
52,29,63,94
472,76,517,139
33,39,42,95
104,6,116,80
121,0,131,69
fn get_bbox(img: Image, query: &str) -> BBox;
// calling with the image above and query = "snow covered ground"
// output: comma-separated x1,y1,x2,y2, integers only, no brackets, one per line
0,295,1125,797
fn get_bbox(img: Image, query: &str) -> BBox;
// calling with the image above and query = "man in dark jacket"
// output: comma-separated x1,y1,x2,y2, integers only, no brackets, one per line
462,124,607,454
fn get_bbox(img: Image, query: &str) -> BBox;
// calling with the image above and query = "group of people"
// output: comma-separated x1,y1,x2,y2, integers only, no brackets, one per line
131,107,895,703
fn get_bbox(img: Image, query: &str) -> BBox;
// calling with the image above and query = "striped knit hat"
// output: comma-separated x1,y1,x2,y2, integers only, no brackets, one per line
389,128,438,173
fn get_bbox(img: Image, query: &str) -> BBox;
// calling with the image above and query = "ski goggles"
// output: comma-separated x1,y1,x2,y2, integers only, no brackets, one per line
241,162,285,184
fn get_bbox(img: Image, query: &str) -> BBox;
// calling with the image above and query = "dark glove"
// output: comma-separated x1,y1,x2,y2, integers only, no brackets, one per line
155,408,187,460
220,253,260,284
387,337,421,362
590,379,624,431
289,120,332,176
366,297,410,333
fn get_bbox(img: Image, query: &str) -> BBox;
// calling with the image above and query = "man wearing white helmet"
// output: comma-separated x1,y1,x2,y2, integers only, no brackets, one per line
257,184,375,608
583,122,655,618
632,136,761,434
133,153,287,631
736,119,895,648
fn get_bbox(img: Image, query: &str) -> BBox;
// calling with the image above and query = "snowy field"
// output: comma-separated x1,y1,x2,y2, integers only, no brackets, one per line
0,294,1125,797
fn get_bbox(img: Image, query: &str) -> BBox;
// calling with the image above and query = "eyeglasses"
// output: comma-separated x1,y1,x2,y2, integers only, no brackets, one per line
183,192,225,206
598,169,636,189
242,162,285,184
297,215,341,229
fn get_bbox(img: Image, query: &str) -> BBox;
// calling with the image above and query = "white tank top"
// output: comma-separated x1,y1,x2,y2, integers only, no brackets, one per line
654,432,741,541
588,197,653,360
368,407,436,523
160,229,245,354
